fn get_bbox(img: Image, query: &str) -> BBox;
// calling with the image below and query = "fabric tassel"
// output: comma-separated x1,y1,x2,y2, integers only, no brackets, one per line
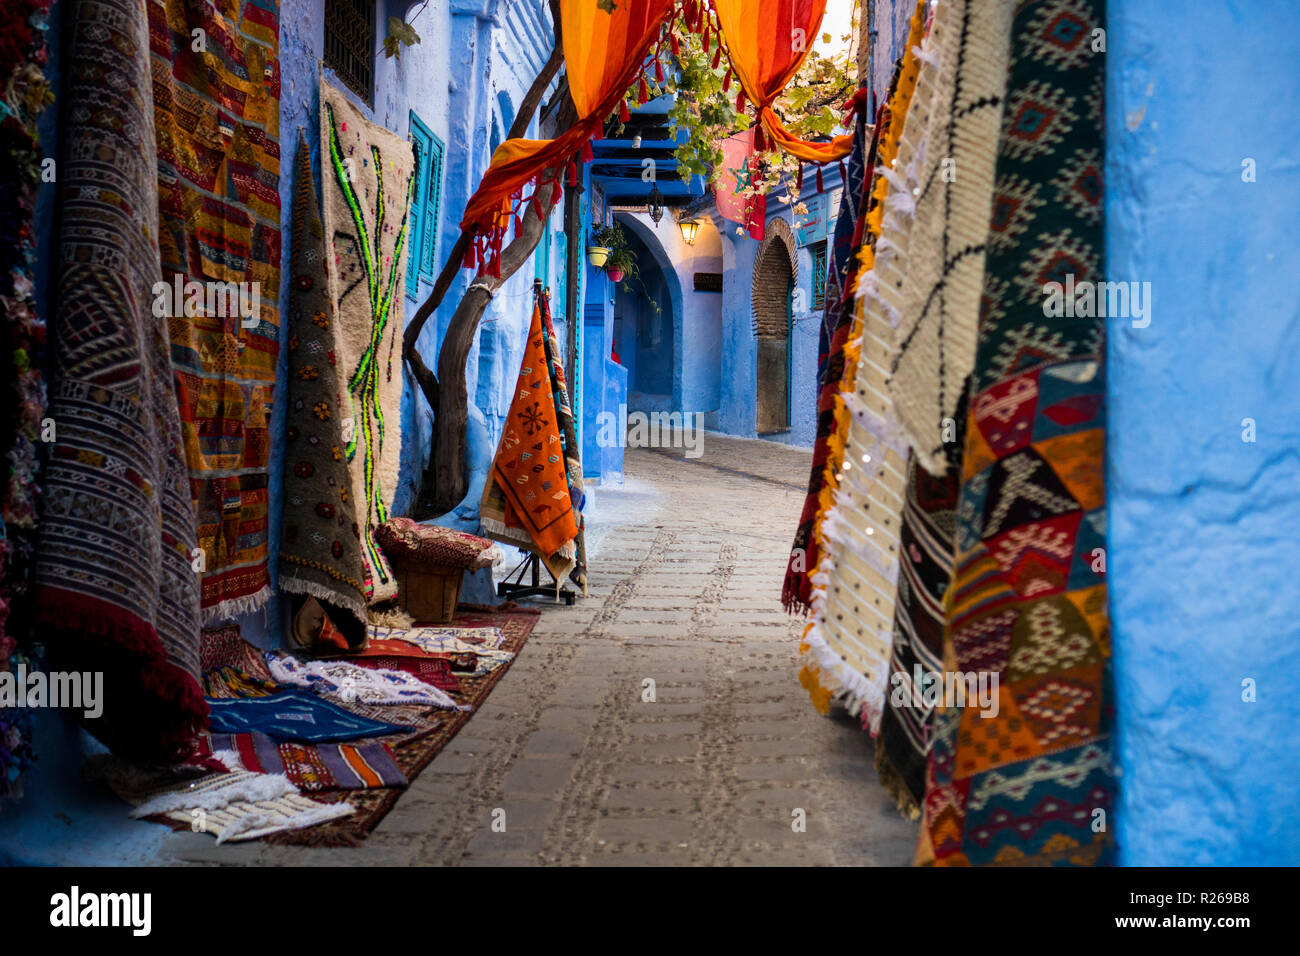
703,30,710,54
582,139,594,163
669,33,680,57
638,76,648,104
736,88,746,113
654,59,664,84
754,123,766,152
711,44,721,70
619,98,630,122
567,159,578,187
816,165,824,193
839,160,847,186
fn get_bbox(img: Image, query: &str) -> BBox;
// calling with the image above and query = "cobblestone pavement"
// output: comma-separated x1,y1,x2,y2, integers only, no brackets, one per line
164,433,917,866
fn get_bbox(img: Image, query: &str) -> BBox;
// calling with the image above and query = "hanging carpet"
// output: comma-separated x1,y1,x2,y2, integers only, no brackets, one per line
36,0,205,764
279,131,368,624
481,296,581,585
782,80,877,615
319,78,415,605
794,0,928,724
149,0,282,620
887,0,1012,471
917,0,1112,867
875,440,962,818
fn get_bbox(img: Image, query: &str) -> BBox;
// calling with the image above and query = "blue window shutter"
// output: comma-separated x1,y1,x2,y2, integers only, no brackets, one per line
421,132,444,279
406,113,435,300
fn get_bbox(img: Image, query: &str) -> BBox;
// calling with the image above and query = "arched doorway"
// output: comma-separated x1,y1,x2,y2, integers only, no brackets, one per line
752,221,797,434
614,214,684,414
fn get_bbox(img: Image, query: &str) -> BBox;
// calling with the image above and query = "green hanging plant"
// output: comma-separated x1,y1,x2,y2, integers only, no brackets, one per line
384,16,422,60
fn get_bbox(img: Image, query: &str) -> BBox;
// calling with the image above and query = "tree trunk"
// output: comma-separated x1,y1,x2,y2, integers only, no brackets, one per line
420,175,561,515
405,1,572,517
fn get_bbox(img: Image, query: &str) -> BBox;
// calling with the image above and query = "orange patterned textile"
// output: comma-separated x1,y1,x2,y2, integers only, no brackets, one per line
459,0,675,273
710,0,853,163
485,302,581,563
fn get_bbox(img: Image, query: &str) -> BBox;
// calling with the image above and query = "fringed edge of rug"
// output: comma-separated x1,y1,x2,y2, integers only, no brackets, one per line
796,614,886,727
130,771,296,818
279,571,368,621
201,582,274,625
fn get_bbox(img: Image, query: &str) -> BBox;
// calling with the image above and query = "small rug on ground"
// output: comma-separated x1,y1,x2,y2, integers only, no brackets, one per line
201,732,408,791
206,689,413,742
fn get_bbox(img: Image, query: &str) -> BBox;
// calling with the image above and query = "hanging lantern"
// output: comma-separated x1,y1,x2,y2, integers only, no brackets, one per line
647,183,665,225
678,218,700,245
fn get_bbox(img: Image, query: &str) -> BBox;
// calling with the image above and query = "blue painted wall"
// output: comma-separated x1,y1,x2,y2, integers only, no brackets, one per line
1108,0,1300,864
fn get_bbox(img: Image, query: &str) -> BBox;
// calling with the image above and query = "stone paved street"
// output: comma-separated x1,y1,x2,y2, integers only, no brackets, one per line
163,434,916,866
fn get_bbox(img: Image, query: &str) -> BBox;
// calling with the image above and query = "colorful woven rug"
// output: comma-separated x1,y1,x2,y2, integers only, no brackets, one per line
917,0,1112,867
263,602,541,846
279,131,368,624
201,732,408,791
781,92,872,615
320,79,415,605
206,689,413,742
36,0,205,764
149,0,281,620
481,297,580,583
345,651,461,693
887,0,1011,471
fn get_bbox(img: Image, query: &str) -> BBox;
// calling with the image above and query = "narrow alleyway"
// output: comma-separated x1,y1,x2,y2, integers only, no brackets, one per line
161,435,916,865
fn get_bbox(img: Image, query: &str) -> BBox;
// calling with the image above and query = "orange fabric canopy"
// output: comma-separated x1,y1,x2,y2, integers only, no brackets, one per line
711,0,854,163
459,0,676,273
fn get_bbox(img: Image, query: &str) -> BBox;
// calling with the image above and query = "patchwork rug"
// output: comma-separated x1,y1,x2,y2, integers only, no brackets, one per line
206,688,413,742
263,602,541,846
887,0,1012,471
917,0,1113,867
279,131,368,624
36,0,205,763
320,79,415,605
481,297,580,584
201,732,408,791
149,0,282,620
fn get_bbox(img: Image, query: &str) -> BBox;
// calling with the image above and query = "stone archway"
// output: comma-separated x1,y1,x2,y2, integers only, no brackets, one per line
752,219,797,434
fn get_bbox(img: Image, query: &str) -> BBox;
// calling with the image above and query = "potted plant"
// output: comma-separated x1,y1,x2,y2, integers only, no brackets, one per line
588,223,624,269
604,247,634,283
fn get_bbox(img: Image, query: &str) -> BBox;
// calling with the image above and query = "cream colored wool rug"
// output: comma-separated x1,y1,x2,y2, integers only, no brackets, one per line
888,0,1012,471
320,80,415,605
800,11,941,731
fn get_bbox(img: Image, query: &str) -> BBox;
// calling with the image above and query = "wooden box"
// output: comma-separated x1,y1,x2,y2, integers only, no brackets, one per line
395,561,463,624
